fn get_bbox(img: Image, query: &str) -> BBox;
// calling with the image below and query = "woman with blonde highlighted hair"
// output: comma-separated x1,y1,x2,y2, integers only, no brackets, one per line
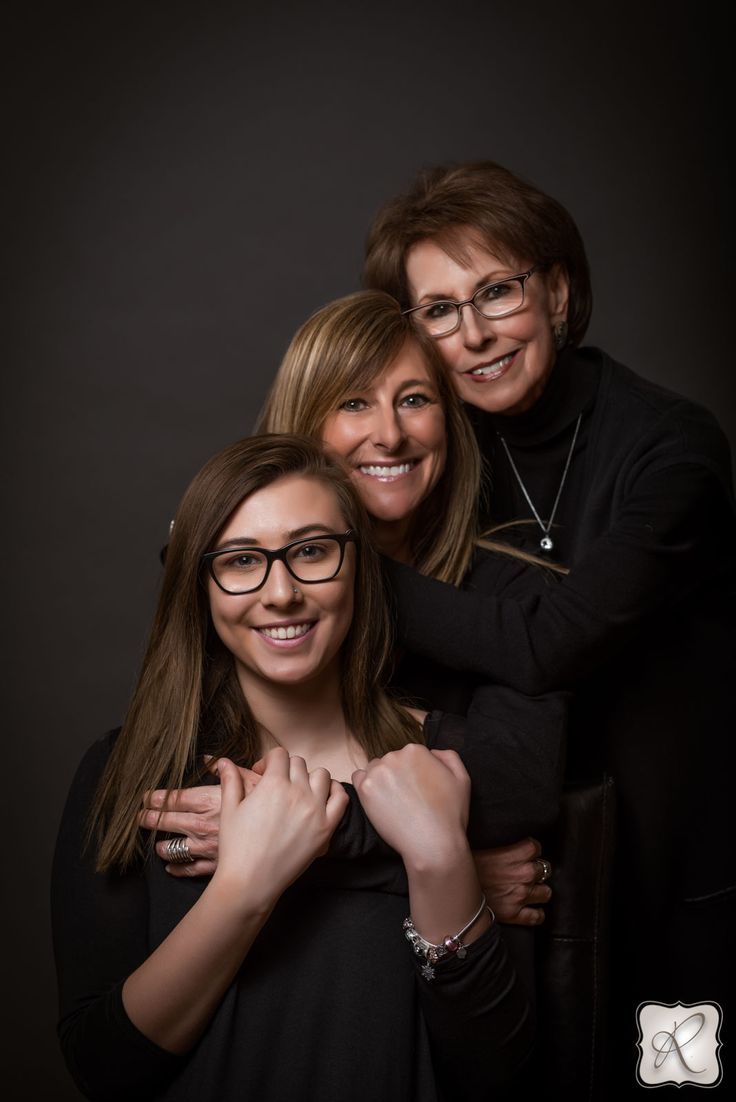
259,289,482,587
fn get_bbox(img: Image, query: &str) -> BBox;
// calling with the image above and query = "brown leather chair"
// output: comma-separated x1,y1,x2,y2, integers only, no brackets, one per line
537,776,616,1098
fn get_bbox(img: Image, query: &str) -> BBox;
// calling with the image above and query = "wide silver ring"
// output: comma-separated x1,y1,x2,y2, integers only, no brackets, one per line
166,835,195,865
536,857,552,883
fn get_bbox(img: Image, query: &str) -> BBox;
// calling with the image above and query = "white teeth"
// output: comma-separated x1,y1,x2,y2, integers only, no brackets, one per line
359,462,414,477
470,353,514,376
260,623,312,640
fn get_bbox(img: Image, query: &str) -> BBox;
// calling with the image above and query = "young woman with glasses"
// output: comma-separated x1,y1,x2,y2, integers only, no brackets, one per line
52,434,557,1101
363,160,736,1085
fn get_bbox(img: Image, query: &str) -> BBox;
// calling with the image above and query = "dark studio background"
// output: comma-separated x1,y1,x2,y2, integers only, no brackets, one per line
3,2,734,1098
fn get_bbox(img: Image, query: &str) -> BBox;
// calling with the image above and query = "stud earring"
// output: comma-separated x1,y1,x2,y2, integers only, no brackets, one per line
553,320,569,351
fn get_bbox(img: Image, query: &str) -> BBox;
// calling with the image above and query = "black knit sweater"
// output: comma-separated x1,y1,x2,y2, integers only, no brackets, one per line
52,701,567,1101
384,347,736,908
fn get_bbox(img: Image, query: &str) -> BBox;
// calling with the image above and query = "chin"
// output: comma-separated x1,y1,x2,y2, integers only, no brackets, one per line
459,381,532,416
370,505,417,525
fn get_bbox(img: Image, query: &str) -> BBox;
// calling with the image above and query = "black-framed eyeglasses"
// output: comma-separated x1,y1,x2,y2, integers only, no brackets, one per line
202,531,357,594
402,265,544,337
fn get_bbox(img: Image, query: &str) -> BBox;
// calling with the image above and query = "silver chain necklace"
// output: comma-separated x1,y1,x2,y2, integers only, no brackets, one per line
497,412,582,553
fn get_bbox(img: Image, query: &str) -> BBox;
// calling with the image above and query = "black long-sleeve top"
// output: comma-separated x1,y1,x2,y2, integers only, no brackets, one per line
53,701,567,1102
383,347,736,907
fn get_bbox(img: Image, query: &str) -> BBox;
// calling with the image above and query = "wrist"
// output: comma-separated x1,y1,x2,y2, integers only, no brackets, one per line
208,868,277,924
401,832,471,878
404,897,494,981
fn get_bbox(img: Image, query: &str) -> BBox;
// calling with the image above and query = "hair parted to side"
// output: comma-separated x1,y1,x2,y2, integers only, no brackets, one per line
90,434,421,872
363,161,592,348
258,290,481,587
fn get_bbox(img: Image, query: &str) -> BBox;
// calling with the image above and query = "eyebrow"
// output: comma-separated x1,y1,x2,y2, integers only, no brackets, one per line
396,377,434,391
214,524,338,549
417,271,513,305
340,377,434,400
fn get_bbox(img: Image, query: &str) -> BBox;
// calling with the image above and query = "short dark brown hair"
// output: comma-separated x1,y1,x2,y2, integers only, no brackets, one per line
363,161,592,346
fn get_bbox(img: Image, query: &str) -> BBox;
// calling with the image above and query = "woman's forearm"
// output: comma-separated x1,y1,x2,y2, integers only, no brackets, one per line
123,752,348,1054
122,872,272,1053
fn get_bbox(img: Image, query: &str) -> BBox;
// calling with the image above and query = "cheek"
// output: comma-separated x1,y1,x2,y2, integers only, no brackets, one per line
521,306,556,355
331,560,356,641
337,586,354,641
435,437,448,480
435,333,464,372
525,326,555,376
422,410,447,464
207,588,225,636
321,414,357,460
208,590,245,648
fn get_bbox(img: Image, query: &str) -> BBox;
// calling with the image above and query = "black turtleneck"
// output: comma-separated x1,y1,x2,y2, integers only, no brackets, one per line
384,346,736,904
384,344,736,1097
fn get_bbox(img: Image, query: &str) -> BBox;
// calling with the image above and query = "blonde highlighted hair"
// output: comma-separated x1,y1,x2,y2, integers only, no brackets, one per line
258,291,481,587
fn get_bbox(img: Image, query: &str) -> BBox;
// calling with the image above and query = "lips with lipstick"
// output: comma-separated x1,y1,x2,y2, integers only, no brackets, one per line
465,351,517,379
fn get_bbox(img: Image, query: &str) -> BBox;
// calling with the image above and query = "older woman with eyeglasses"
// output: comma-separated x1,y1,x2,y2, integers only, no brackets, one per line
364,160,736,1090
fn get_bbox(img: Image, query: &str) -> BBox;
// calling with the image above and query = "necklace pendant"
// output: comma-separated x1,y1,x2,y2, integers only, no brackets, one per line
540,536,554,552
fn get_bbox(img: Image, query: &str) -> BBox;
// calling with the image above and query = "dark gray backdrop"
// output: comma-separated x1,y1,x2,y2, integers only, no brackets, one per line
4,3,734,1098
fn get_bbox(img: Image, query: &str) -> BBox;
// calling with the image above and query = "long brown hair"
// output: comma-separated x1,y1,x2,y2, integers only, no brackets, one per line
91,434,421,872
363,161,592,348
258,290,481,586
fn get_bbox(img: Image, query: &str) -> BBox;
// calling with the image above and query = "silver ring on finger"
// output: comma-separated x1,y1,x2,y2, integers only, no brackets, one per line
166,835,195,865
535,857,552,883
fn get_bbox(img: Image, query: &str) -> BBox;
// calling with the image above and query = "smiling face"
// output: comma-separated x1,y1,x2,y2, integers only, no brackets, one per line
207,474,355,694
405,230,569,416
320,340,447,536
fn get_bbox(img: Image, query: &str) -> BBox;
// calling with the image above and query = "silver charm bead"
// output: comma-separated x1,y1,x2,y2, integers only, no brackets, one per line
540,536,554,551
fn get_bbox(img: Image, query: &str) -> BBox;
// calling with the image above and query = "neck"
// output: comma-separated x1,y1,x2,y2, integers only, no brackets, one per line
235,661,366,779
487,347,594,446
369,516,414,565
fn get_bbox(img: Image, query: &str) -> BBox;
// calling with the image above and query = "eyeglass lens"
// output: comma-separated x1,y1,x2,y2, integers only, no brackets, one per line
212,537,344,593
413,277,526,335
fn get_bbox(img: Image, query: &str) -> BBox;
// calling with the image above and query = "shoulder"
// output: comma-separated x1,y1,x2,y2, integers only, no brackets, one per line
54,730,124,870
79,728,121,770
586,347,731,470
423,710,465,752
63,729,121,801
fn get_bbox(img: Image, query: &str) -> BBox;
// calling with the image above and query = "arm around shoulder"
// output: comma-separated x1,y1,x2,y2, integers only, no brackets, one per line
384,460,736,694
426,683,567,847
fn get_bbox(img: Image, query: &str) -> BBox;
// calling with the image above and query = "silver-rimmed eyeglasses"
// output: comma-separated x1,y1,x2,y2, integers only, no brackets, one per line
402,265,543,337
202,531,357,594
